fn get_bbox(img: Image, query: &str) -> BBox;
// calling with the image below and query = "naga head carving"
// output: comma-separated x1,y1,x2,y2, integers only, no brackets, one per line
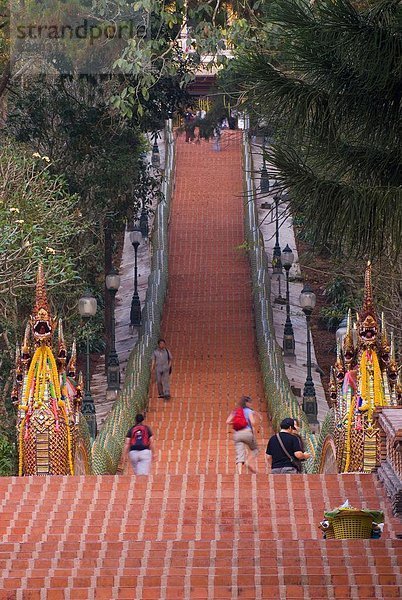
358,262,379,348
30,263,55,344
329,367,338,406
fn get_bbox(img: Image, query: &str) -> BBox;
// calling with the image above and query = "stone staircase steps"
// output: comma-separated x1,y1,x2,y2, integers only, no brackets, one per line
2,133,402,599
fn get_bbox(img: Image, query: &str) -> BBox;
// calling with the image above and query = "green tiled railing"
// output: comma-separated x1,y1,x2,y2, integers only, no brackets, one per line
92,120,175,474
242,123,318,469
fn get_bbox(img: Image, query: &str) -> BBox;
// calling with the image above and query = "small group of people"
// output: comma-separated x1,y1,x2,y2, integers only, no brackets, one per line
184,107,205,143
226,397,311,474
124,337,311,476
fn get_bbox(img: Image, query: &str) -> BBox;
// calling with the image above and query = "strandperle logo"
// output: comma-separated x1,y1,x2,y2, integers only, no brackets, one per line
10,1,148,75
15,19,142,45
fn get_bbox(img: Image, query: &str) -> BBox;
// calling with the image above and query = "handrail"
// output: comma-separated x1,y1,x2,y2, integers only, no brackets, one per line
242,126,317,467
91,119,175,474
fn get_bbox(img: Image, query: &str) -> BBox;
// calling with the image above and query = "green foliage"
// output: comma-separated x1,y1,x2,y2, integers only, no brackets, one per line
319,277,359,331
226,0,402,259
8,76,144,232
0,434,16,476
0,140,88,311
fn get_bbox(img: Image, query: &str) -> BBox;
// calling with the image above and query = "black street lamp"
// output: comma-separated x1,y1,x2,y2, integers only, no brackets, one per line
282,244,295,356
272,191,283,275
299,283,319,431
260,135,269,194
78,291,98,439
130,227,142,327
151,132,160,169
105,267,121,399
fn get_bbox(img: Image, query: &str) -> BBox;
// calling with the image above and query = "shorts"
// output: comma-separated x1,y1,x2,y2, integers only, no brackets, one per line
271,467,298,474
233,429,259,464
129,449,152,475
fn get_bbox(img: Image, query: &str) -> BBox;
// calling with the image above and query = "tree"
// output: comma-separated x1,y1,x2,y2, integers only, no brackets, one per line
226,0,402,259
7,75,148,361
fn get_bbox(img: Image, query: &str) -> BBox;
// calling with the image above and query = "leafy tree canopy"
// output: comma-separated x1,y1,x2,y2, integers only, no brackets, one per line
225,0,402,259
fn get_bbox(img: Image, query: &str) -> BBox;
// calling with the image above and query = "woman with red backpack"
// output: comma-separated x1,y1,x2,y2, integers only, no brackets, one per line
226,396,259,474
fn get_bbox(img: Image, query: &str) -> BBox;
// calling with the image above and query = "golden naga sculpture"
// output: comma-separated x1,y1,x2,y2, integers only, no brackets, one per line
14,264,84,476
332,262,401,473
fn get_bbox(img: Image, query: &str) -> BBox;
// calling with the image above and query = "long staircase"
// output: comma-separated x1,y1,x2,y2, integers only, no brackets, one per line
1,133,401,599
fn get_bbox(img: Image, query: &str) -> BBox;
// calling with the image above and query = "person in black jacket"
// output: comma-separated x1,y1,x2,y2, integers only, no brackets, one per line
265,417,311,474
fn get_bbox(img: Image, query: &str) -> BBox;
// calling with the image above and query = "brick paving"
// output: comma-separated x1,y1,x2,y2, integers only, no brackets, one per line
146,131,270,475
1,132,402,599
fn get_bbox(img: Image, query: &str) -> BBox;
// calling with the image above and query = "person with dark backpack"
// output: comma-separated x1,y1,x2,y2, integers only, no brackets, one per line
123,414,153,475
226,396,259,474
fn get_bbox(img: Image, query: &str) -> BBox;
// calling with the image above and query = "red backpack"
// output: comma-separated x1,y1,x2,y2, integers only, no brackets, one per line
232,408,248,431
130,425,150,448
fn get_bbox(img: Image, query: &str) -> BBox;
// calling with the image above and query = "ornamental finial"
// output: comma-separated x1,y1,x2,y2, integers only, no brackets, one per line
31,263,54,343
362,260,375,316
21,322,31,366
57,319,67,366
358,261,378,346
67,340,77,378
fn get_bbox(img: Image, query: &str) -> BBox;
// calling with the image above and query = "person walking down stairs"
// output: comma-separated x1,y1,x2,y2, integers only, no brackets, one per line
151,338,172,399
226,395,259,474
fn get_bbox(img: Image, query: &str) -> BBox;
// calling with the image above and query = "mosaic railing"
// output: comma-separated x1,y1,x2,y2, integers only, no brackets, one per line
242,124,317,468
92,120,175,474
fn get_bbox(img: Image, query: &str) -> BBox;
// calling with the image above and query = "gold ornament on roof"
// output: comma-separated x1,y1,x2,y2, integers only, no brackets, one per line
330,262,401,474
14,264,88,476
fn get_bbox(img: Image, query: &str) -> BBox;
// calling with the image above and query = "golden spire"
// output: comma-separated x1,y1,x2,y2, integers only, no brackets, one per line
57,319,67,365
14,343,23,385
390,332,396,361
381,312,388,344
362,260,376,317
21,322,31,366
67,340,77,378
33,262,50,317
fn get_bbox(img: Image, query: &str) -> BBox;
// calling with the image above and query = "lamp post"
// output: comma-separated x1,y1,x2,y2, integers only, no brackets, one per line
336,315,348,348
260,135,269,194
78,291,98,439
282,244,295,356
299,283,319,431
105,267,121,398
151,132,160,169
272,192,283,275
130,227,142,327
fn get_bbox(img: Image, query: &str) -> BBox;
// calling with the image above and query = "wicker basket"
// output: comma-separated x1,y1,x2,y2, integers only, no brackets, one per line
324,526,336,539
332,510,373,539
